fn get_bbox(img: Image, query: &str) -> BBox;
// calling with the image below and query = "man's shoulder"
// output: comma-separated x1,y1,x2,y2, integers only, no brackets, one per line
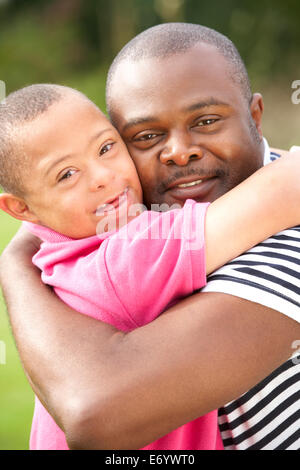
203,226,300,324
270,147,290,157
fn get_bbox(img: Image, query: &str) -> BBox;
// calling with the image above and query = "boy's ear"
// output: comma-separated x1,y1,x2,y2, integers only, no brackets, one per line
0,193,39,223
250,93,264,139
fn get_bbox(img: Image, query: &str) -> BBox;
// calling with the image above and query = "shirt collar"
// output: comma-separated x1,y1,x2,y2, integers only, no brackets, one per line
263,137,272,165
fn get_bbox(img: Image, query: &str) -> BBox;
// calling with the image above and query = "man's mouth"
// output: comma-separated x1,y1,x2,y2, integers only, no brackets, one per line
164,175,219,202
165,173,217,190
176,178,204,188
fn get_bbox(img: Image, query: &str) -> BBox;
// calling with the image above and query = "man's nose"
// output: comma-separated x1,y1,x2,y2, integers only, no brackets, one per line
159,134,204,166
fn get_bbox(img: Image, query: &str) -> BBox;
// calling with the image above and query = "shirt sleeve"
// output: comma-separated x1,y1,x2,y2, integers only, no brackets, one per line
202,226,300,324
102,200,209,327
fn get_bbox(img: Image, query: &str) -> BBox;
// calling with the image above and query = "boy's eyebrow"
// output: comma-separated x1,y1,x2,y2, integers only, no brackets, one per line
122,98,231,132
44,128,112,176
44,154,73,177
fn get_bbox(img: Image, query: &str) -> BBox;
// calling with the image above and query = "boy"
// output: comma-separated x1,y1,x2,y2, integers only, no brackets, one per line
0,84,300,450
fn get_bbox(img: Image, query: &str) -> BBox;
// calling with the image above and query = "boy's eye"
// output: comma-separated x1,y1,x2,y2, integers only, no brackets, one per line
99,142,114,155
58,169,76,182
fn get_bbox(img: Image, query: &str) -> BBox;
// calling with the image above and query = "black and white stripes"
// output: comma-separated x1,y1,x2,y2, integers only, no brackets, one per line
201,147,300,449
205,227,300,323
218,354,300,450
203,226,300,449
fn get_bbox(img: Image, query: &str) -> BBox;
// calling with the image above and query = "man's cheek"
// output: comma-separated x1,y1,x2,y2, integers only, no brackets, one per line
133,160,154,185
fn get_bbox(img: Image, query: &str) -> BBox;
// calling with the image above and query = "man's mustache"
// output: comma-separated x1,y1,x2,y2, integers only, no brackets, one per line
157,167,228,194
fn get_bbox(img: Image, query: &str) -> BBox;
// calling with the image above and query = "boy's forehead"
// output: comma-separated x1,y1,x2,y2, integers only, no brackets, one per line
27,93,106,133
54,91,102,115
20,94,110,159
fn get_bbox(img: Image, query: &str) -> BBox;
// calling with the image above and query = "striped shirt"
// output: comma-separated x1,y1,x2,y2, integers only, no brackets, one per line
202,146,300,450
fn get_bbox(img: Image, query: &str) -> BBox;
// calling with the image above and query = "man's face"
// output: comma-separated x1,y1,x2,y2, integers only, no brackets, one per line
109,43,264,208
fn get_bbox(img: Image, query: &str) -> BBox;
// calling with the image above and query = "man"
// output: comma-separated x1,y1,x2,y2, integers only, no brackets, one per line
1,23,299,450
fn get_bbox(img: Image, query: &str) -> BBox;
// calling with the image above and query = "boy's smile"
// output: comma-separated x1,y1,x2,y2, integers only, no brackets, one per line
17,92,143,238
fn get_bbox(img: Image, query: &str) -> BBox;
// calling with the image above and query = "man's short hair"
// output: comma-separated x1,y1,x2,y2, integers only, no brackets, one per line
106,23,252,113
0,84,76,197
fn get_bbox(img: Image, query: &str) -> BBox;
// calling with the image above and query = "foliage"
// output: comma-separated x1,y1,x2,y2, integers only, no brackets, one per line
0,1,299,139
1,0,299,90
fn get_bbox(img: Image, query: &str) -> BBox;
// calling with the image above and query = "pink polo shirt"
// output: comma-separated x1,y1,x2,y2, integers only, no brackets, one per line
25,200,223,450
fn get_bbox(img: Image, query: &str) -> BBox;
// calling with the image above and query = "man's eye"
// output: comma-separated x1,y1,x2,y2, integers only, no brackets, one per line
196,118,218,127
136,133,158,141
99,142,114,155
130,131,164,149
133,133,158,142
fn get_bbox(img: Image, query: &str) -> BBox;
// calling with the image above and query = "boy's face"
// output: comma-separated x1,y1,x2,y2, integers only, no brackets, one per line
19,94,143,238
109,43,264,208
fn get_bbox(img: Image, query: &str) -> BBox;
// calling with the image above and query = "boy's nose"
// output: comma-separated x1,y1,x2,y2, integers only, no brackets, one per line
89,163,115,191
159,134,204,166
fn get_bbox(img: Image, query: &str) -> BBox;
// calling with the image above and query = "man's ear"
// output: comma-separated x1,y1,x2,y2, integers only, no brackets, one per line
250,93,264,139
0,193,39,223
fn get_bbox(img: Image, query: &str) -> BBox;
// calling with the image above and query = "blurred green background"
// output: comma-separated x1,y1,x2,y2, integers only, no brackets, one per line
0,0,300,450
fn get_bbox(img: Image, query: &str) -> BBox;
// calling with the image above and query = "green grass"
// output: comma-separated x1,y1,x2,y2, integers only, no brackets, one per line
0,212,34,450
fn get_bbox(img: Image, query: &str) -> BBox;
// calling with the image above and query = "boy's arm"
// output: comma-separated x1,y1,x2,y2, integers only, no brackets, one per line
1,229,299,449
205,152,300,274
105,203,208,325
108,152,300,321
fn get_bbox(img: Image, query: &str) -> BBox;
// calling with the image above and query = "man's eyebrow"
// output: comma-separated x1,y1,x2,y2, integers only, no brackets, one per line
185,98,231,112
122,116,157,133
44,127,112,176
122,99,231,133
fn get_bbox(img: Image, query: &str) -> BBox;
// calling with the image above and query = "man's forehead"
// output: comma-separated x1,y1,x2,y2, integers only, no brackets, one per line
111,47,241,104
109,44,243,122
111,43,229,87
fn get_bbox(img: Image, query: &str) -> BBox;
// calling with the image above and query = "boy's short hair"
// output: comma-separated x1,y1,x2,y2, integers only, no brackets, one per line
0,84,87,197
106,22,252,114
0,84,66,196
